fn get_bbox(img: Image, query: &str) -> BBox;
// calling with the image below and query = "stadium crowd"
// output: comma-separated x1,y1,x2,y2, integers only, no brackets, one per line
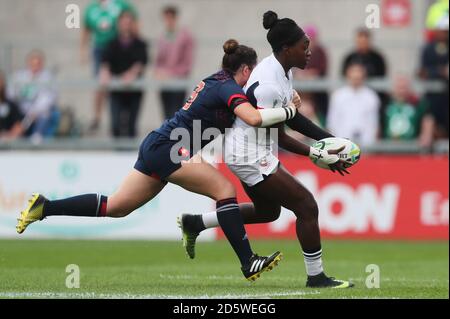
0,0,448,149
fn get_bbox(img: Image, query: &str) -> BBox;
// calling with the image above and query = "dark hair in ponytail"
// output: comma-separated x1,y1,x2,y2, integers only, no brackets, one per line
263,10,279,30
263,10,305,53
222,39,257,74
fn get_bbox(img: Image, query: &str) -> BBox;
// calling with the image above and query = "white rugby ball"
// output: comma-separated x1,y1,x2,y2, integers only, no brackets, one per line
311,137,361,169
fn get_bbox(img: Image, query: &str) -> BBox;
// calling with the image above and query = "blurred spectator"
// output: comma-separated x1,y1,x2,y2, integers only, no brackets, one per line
81,0,137,133
154,5,195,119
342,28,388,134
295,25,328,78
384,76,435,147
327,63,380,147
0,71,24,141
100,10,148,138
419,14,449,138
426,0,449,31
298,93,322,126
293,25,329,121
7,50,59,141
341,28,387,78
56,107,82,138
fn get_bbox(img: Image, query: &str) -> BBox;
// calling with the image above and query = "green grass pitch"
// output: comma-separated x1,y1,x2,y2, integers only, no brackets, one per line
0,239,448,299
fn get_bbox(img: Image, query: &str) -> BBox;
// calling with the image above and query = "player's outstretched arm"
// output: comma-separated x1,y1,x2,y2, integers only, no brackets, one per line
233,101,297,128
286,112,333,141
275,122,311,156
231,83,298,128
287,89,332,140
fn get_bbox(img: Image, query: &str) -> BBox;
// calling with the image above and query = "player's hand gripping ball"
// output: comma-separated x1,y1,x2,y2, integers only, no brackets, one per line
311,137,361,170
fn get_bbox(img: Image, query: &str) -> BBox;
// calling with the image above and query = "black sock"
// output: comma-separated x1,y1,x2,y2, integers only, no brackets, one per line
216,198,253,266
43,194,108,217
185,215,206,233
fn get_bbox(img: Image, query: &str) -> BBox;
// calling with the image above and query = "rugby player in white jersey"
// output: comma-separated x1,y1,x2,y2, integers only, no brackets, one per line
179,11,354,288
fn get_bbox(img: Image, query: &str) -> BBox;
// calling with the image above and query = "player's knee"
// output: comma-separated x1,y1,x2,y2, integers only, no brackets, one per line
106,196,133,218
266,206,281,222
254,203,281,222
108,209,131,218
106,206,131,218
214,181,236,201
302,196,319,221
293,193,318,222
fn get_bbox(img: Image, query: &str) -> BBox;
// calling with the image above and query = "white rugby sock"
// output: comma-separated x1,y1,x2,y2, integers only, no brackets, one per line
201,211,219,228
303,249,324,276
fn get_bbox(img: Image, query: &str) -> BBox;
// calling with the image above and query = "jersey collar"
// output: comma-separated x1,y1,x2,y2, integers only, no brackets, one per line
269,53,291,82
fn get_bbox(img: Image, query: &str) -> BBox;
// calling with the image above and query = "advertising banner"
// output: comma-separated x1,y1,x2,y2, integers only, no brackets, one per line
217,155,449,240
0,152,215,240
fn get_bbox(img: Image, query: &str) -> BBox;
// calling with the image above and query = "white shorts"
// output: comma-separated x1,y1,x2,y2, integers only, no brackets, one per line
226,153,280,187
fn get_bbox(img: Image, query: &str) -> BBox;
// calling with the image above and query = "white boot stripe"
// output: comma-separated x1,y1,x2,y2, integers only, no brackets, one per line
255,260,262,272
250,260,257,273
258,260,265,271
249,261,255,273
250,260,260,273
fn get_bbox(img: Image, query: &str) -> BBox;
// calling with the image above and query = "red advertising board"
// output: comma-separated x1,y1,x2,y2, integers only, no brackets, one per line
217,155,448,240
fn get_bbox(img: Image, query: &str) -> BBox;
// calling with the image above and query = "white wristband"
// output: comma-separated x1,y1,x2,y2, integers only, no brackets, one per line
258,104,296,127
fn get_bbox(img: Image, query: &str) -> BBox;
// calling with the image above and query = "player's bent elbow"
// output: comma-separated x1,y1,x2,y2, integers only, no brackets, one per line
242,113,262,127
251,115,263,127
234,103,263,127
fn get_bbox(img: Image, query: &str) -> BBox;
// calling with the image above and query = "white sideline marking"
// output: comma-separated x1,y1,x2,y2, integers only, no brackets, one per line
159,274,240,280
350,277,448,283
159,274,312,282
0,291,320,299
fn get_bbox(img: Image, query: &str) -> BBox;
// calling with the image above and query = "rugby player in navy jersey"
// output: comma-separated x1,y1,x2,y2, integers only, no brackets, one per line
16,39,299,281
179,12,354,288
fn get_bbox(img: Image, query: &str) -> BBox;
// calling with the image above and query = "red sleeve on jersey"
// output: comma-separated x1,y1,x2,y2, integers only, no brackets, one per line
230,97,249,110
227,94,248,108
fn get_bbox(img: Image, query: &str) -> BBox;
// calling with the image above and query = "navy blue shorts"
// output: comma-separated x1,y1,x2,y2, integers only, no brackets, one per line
134,132,190,182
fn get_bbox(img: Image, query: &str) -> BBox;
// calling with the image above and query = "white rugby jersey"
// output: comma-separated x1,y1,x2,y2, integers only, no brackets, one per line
224,54,293,164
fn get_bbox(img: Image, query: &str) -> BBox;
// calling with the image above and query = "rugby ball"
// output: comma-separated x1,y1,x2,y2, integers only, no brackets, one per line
311,137,361,169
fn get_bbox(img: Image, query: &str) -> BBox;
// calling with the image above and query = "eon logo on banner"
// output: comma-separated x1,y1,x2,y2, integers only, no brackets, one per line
270,171,400,234
421,192,449,226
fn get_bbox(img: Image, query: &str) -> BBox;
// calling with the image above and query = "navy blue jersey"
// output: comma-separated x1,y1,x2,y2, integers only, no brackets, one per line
154,70,248,150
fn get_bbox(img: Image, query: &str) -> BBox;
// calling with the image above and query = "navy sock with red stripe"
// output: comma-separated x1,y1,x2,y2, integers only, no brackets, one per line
216,197,253,267
43,194,108,218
